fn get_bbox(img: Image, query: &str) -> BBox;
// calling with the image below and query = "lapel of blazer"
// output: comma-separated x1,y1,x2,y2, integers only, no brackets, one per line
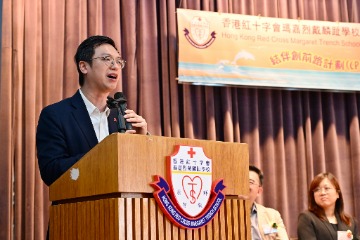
321,219,337,240
337,214,352,235
256,203,267,240
70,90,98,148
108,108,119,134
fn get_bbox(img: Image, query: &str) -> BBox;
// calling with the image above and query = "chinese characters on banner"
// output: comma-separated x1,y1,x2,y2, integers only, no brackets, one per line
177,8,360,91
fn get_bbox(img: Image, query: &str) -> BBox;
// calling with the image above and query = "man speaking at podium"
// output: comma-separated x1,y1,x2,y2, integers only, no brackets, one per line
36,35,148,186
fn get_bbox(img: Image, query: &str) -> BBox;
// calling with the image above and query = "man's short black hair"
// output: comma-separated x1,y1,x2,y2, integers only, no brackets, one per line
249,165,264,186
74,35,118,86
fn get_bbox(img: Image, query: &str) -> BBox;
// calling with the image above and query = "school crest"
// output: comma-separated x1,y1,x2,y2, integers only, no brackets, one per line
151,145,225,229
184,17,216,49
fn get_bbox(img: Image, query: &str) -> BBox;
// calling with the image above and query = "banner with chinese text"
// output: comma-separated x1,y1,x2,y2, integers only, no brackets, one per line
177,8,360,91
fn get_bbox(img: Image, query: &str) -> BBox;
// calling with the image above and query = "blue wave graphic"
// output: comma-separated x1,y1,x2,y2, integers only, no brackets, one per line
178,62,360,91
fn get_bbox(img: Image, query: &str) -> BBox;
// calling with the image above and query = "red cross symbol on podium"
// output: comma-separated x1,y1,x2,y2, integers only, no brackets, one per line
187,147,196,158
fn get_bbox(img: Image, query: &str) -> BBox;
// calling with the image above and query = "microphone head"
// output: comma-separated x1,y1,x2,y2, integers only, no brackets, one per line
114,92,127,104
114,92,124,100
106,96,117,108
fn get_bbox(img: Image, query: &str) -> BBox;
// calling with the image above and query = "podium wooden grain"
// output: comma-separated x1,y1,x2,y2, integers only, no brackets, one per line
49,133,250,240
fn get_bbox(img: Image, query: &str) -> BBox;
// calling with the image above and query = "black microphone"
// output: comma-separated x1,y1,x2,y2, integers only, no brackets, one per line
107,93,126,133
114,92,133,131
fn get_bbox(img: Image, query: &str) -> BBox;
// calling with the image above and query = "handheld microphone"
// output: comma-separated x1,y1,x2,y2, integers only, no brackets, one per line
114,92,133,131
107,95,126,133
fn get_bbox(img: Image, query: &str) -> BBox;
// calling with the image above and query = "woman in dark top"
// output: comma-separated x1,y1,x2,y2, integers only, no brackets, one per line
297,172,358,240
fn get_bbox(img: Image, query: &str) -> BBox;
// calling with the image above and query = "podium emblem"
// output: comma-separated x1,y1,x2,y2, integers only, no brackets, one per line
169,146,212,217
151,145,225,229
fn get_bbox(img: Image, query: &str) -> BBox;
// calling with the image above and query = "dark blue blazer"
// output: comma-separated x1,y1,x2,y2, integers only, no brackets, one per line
36,90,118,186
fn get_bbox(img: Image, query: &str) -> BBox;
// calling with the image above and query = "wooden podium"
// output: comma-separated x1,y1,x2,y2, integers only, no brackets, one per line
49,133,250,240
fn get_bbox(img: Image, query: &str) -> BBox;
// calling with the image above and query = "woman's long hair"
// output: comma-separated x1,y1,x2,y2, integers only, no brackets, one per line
308,172,351,226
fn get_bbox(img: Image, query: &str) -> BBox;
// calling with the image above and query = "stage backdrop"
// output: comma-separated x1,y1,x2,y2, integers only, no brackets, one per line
177,8,360,91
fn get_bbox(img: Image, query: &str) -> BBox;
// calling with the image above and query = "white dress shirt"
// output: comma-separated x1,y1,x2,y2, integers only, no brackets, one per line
79,89,110,142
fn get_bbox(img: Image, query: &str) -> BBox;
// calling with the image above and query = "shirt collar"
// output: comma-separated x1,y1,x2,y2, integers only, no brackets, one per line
251,203,258,214
79,89,110,117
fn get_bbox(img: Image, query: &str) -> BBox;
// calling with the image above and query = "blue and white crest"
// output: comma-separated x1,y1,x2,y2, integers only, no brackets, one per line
151,145,225,229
